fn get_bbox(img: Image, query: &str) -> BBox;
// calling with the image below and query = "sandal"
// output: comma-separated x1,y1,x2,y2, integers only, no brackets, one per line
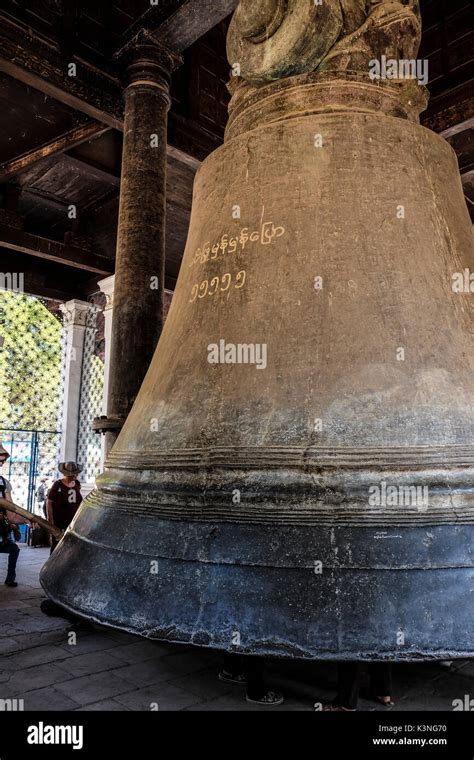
246,691,284,706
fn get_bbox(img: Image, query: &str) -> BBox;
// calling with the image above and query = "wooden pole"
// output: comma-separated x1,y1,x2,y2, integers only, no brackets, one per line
0,497,64,541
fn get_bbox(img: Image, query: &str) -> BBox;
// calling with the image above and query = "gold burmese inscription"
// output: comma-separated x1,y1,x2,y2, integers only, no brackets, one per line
190,270,246,303
188,221,286,303
189,222,286,267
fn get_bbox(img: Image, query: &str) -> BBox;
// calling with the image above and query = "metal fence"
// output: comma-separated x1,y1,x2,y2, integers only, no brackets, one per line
0,428,61,514
0,291,105,504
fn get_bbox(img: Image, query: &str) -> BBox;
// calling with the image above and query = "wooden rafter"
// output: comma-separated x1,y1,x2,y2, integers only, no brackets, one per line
0,121,110,183
154,0,238,51
0,222,113,275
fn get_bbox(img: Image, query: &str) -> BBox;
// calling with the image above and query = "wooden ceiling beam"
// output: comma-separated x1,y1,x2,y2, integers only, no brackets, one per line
0,120,110,183
19,274,81,303
422,83,474,135
1,247,105,302
441,116,474,140
154,0,238,52
0,222,113,275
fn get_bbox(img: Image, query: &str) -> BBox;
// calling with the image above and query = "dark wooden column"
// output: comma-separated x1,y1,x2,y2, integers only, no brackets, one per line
96,31,182,453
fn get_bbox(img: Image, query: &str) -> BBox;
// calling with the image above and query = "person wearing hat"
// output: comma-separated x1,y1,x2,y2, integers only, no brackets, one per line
0,444,23,587
46,462,83,553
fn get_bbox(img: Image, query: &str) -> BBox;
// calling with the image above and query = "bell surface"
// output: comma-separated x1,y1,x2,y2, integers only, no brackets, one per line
41,1,474,660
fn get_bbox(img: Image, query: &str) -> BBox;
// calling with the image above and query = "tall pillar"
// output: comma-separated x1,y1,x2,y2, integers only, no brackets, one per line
98,31,182,451
59,299,97,464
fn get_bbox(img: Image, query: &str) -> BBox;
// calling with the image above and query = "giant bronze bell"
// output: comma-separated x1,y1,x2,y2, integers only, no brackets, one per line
42,0,474,659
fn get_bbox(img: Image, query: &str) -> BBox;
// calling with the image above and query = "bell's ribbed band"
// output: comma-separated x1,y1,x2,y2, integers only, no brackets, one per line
107,443,474,469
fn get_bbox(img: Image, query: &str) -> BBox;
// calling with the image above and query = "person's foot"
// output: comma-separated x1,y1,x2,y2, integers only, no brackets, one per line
322,704,356,712
4,579,18,587
246,691,284,706
375,695,394,706
218,669,246,685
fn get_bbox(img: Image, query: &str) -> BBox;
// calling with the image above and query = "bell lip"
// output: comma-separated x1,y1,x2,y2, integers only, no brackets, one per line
38,586,474,663
40,536,474,662
37,582,474,663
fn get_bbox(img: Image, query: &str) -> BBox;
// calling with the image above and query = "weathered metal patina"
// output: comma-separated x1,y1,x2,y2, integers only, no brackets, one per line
41,1,474,660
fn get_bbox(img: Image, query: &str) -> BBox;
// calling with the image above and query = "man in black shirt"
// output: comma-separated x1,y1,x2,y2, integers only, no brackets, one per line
46,462,83,553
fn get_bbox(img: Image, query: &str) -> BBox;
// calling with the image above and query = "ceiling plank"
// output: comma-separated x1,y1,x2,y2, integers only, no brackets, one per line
0,222,113,275
61,152,121,186
0,121,110,183
20,187,70,212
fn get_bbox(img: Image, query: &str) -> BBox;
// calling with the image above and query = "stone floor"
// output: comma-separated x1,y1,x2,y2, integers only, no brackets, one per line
0,545,473,711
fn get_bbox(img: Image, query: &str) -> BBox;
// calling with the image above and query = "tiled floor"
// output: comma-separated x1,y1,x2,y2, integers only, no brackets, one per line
0,545,472,711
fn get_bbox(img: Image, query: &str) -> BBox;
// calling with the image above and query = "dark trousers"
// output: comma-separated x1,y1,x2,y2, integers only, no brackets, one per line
336,662,393,710
223,653,266,700
0,539,19,581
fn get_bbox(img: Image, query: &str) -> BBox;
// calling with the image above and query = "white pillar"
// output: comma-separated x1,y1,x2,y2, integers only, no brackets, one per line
97,275,115,468
59,300,96,463
98,275,115,415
